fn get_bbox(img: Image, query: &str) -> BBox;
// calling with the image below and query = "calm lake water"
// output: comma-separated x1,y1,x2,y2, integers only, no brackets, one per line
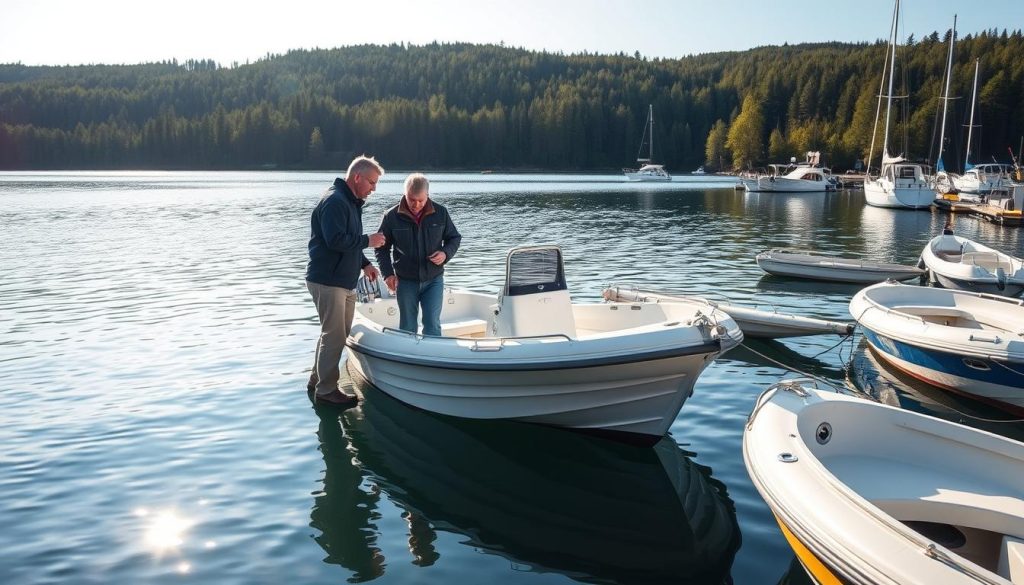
2,171,1023,585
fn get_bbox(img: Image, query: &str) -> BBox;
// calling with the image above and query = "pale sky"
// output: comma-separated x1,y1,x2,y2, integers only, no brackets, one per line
3,0,1022,66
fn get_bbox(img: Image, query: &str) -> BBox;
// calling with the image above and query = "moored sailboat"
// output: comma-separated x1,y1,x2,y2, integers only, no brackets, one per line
623,104,672,181
863,0,933,209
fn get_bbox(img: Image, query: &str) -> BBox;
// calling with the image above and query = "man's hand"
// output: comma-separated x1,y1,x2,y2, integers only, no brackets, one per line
363,265,380,282
384,275,398,293
428,251,447,265
367,233,386,248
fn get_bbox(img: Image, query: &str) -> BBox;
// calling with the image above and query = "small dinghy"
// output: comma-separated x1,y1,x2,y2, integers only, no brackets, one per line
756,249,924,283
602,284,853,339
921,233,1024,297
744,379,1024,585
347,245,742,444
850,281,1024,414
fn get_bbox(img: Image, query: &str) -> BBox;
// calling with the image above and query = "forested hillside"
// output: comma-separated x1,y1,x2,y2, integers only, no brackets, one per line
1,31,1021,171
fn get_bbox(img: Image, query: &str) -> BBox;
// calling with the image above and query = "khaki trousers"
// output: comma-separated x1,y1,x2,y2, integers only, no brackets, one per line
306,281,357,396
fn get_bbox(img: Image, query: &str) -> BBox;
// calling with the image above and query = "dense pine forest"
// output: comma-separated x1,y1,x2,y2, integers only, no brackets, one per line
1,31,1022,172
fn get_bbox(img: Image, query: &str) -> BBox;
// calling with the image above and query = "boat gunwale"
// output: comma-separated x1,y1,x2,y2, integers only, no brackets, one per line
347,336,727,371
851,286,1024,360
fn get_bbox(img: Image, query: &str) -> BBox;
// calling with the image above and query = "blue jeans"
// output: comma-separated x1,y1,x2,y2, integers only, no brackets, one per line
397,276,444,336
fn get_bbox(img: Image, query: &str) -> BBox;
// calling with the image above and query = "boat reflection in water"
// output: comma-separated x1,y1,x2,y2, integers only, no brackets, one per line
775,555,815,585
310,375,741,584
850,340,1024,442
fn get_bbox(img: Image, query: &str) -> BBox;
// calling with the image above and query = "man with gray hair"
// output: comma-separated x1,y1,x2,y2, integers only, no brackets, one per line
306,155,386,407
375,173,462,337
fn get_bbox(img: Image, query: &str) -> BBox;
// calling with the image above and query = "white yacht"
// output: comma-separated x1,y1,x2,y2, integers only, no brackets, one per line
955,163,1014,196
740,152,836,193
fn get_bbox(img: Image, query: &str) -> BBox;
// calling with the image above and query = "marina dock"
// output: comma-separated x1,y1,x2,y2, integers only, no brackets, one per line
971,204,1022,226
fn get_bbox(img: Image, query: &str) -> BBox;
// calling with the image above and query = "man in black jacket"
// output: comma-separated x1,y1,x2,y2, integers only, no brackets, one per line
306,156,386,406
375,173,462,337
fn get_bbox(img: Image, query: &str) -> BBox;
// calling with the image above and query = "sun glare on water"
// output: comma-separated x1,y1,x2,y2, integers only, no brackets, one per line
137,508,194,553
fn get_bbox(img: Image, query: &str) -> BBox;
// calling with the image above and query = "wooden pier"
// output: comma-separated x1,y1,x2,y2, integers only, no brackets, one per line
970,204,1022,226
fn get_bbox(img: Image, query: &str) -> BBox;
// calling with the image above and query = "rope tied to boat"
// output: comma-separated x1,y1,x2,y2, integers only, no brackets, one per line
746,378,821,430
923,543,1008,584
991,358,1024,379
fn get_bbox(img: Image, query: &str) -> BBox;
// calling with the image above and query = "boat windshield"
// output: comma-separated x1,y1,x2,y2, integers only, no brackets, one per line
505,247,568,296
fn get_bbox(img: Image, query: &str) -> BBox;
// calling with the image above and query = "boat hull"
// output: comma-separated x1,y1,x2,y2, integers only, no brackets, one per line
741,177,830,193
864,180,934,209
756,250,924,284
346,348,717,444
347,289,741,444
930,272,1024,298
624,172,671,182
861,330,1024,414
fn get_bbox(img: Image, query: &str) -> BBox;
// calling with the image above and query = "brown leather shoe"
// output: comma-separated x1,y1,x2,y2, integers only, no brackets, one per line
313,389,359,408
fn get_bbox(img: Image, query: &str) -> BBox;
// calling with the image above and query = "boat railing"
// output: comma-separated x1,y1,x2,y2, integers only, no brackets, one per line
746,379,820,430
603,282,730,319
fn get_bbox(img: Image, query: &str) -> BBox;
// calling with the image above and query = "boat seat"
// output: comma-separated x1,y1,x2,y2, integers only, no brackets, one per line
494,289,577,339
831,456,1024,540
440,318,488,338
891,305,970,318
961,251,1008,271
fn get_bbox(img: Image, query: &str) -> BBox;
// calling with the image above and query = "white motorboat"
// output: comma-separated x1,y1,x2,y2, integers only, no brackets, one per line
623,105,672,182
602,284,853,339
744,379,1024,585
692,166,706,175
920,233,1024,297
863,1,933,209
850,281,1024,413
956,163,1014,196
740,152,836,193
755,248,924,283
347,245,742,444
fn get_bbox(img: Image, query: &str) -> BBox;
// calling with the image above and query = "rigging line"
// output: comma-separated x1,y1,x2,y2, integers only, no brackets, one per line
992,359,1024,378
810,326,858,360
738,341,846,393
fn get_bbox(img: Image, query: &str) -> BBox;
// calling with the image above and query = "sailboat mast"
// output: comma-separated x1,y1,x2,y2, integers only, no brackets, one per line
964,59,979,170
936,15,956,170
648,104,654,162
880,0,900,162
